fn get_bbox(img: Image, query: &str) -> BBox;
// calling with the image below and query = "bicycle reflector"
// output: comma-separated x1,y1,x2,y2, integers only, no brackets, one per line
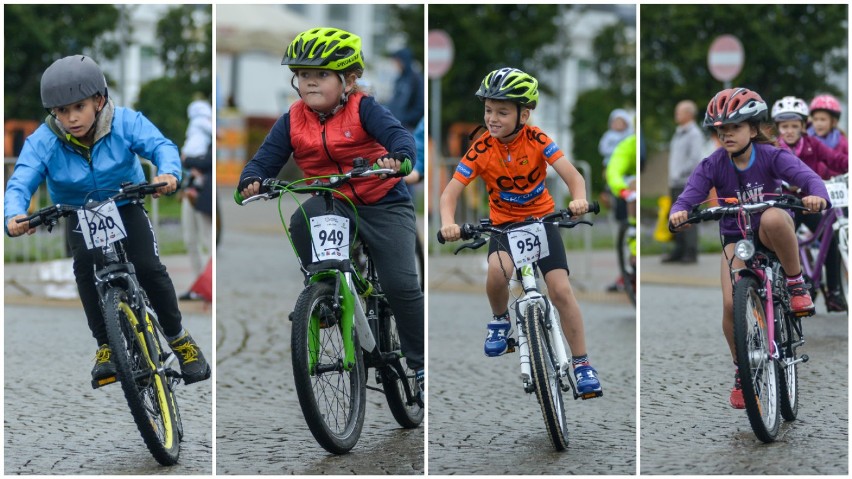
734,239,755,261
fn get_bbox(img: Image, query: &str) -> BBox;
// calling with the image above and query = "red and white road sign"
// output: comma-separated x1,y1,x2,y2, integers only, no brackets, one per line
708,34,744,82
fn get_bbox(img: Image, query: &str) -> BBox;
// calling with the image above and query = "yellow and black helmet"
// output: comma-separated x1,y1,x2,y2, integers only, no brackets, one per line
282,27,365,74
475,67,538,109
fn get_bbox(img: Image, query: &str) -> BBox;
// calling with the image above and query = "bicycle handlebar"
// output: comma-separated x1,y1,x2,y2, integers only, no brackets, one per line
17,182,166,229
436,201,600,245
669,195,809,233
235,157,413,205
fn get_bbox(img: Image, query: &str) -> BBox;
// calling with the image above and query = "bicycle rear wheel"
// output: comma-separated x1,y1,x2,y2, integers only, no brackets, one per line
379,301,423,428
777,307,799,421
732,276,780,442
522,303,570,451
103,287,181,465
291,281,366,454
616,222,636,305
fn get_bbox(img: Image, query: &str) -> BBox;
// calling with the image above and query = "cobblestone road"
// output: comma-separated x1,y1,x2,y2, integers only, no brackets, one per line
4,304,212,474
215,196,424,474
640,283,848,474
427,290,636,475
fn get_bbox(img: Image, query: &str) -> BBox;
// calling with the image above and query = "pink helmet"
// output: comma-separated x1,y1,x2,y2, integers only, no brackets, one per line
809,94,842,118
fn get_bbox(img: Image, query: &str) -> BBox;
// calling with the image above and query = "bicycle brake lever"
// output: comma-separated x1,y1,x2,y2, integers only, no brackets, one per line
453,237,487,254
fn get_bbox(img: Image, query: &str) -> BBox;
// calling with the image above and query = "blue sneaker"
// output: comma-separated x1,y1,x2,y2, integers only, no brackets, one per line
574,364,603,398
415,369,424,406
484,318,513,357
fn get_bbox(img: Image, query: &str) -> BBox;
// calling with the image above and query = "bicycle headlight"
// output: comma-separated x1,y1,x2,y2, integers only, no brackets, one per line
734,239,755,261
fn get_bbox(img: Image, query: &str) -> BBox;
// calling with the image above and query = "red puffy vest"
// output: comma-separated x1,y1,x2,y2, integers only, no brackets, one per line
289,91,398,204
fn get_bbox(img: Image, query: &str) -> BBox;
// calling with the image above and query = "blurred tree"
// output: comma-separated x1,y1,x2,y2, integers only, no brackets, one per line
388,5,424,63
136,5,212,147
4,5,123,120
428,5,568,150
571,22,636,195
641,4,847,149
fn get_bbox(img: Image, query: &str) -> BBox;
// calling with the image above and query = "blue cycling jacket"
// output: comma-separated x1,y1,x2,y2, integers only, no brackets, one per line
4,101,181,232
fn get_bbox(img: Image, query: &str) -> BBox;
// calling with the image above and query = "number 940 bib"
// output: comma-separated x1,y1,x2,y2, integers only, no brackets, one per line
77,200,127,250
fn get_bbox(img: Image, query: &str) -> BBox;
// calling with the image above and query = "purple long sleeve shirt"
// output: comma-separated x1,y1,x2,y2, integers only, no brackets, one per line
671,143,830,235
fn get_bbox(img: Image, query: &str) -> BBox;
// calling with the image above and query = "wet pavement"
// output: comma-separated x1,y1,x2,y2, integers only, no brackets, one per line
215,195,424,474
4,302,212,474
428,244,636,474
640,254,848,475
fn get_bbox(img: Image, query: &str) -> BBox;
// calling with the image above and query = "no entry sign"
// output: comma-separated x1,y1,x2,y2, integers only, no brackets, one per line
708,35,744,83
428,30,454,79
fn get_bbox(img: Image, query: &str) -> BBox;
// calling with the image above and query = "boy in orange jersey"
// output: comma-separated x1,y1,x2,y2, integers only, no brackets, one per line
439,67,601,396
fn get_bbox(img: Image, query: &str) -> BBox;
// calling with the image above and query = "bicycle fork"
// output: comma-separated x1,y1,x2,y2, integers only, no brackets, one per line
512,265,578,398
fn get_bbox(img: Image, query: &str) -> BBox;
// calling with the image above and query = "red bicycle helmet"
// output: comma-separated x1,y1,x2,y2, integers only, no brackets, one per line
703,87,768,128
809,94,842,118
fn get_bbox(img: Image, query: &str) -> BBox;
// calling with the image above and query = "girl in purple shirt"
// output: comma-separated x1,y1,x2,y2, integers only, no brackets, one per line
669,88,829,410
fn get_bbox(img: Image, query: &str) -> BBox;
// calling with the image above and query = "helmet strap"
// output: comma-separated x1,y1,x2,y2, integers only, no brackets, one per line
731,140,751,159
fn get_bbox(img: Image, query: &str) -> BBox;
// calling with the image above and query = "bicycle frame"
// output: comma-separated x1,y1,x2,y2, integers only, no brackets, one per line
798,206,846,291
513,264,572,390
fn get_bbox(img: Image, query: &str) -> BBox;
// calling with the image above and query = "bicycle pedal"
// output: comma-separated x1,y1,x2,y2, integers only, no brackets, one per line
506,338,517,353
793,309,815,318
91,375,118,389
579,390,603,400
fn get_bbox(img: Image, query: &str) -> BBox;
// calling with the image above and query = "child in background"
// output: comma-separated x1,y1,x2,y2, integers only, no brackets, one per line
808,94,847,155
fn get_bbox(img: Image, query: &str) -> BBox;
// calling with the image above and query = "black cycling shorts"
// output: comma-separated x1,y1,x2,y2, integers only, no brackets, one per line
487,221,570,276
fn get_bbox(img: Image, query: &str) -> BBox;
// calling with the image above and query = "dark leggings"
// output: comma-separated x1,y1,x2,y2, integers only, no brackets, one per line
66,203,183,346
289,197,424,371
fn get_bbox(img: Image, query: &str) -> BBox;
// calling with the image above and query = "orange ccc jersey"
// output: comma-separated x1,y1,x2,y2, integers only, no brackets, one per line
452,125,564,225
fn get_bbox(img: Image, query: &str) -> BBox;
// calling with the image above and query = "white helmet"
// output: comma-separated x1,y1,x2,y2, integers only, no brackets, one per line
771,96,809,122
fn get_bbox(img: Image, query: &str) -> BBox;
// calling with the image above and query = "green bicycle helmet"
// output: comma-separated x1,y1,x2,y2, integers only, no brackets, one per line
475,67,538,109
282,27,365,74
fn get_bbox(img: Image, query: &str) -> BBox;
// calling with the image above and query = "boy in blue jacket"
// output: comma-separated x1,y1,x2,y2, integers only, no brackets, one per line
5,55,210,385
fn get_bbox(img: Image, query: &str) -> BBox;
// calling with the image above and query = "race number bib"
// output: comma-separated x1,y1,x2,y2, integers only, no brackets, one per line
310,215,350,262
825,181,848,208
507,223,549,268
77,201,126,250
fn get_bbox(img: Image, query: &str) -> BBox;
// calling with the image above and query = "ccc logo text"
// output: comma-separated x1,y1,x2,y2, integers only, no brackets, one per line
464,128,549,162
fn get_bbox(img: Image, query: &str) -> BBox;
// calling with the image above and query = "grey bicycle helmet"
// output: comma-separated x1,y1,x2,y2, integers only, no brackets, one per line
40,55,108,109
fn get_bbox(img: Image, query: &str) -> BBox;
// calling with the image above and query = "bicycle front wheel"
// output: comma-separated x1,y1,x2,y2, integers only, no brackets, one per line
732,276,780,442
103,287,181,465
379,302,423,428
291,281,366,454
616,222,636,306
522,303,570,451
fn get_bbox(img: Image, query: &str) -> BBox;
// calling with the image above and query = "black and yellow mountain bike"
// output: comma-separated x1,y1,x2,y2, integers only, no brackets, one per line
19,182,184,465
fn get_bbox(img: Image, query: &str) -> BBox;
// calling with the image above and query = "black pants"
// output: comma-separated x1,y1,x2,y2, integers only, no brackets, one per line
795,210,842,292
669,186,698,259
289,197,424,371
66,203,183,346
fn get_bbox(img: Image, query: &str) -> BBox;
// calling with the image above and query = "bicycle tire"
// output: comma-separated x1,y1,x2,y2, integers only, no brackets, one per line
732,276,780,442
616,222,636,306
777,305,799,421
103,287,181,465
522,302,570,451
291,280,366,454
378,301,424,428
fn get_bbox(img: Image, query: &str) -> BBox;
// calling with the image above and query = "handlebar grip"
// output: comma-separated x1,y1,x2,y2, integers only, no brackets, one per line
589,200,600,215
21,215,42,228
372,157,413,177
437,230,446,244
233,189,245,205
